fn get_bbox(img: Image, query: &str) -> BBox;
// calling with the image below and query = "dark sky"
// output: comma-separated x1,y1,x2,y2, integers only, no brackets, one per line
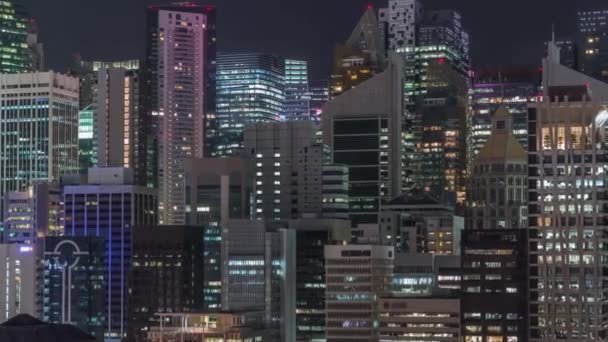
22,0,604,79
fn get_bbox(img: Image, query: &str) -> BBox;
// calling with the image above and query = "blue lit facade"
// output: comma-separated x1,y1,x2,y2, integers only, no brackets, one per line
211,53,285,156
43,236,106,341
63,182,157,341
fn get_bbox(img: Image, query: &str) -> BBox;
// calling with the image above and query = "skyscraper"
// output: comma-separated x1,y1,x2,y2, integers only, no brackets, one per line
94,67,143,182
63,168,157,341
211,53,285,156
323,54,404,226
42,236,106,340
578,9,608,81
0,72,79,221
78,105,96,173
468,68,540,172
331,7,385,98
527,41,608,340
324,244,394,341
307,79,330,124
0,0,30,73
184,157,254,312
244,121,325,220
0,244,36,322
283,59,309,121
128,225,205,342
145,3,216,224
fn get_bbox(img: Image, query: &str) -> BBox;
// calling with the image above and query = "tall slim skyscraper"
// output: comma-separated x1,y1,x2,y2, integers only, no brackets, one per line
307,79,330,123
0,244,36,322
78,105,96,173
211,53,285,156
283,59,309,121
0,0,29,73
63,168,157,341
145,3,216,224
94,67,143,182
0,72,79,221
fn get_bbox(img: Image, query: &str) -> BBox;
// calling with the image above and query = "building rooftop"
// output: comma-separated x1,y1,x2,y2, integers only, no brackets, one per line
475,106,527,163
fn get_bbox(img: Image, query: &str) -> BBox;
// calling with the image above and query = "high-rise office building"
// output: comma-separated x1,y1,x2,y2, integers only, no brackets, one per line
220,219,295,341
283,59,310,121
0,244,36,322
184,157,253,312
145,4,216,224
527,41,608,340
63,168,157,341
380,190,464,255
323,55,403,226
466,106,528,230
379,0,422,53
211,53,285,156
128,225,205,342
468,68,540,172
0,0,29,73
244,121,326,220
378,296,461,342
461,229,528,342
78,105,96,173
412,61,468,203
42,236,106,340
544,38,579,71
307,79,330,123
0,72,79,221
324,244,394,341
94,67,144,183
288,219,351,341
578,9,608,81
3,183,62,244
331,7,385,98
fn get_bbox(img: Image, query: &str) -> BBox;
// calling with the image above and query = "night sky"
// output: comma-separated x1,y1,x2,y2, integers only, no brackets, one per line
23,0,606,79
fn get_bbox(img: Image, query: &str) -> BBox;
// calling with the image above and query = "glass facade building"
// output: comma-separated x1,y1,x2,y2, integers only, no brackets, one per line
0,0,29,73
78,105,96,173
283,59,309,121
578,9,608,81
211,53,285,157
0,72,79,222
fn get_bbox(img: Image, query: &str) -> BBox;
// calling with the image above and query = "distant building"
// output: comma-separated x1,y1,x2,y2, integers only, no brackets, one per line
26,18,45,72
42,236,106,340
146,311,271,342
324,244,394,340
2,183,62,244
211,53,285,157
64,168,157,341
0,244,36,322
578,9,608,81
392,253,462,296
283,59,310,121
321,164,350,219
244,121,325,220
78,105,97,173
0,1,30,73
185,157,254,311
307,79,330,123
0,72,79,221
378,296,461,342
331,7,385,98
323,54,404,226
381,190,464,255
128,225,205,342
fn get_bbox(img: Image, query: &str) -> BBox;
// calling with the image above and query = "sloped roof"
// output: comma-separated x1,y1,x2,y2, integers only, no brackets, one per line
476,107,527,163
388,189,441,206
345,7,385,69
0,314,95,342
